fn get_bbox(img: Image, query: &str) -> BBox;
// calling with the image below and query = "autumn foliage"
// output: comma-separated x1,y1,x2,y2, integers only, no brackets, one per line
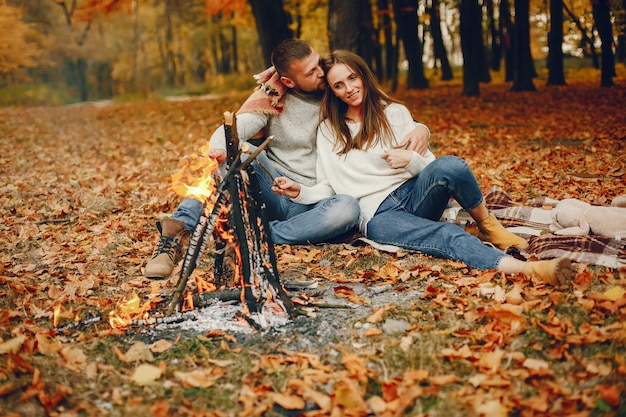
0,75,625,416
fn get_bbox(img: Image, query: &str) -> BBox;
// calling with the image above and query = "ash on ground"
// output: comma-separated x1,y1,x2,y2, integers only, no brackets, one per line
132,281,423,352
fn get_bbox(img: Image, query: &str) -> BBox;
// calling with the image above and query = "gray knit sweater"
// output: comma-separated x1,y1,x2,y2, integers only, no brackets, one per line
209,91,322,187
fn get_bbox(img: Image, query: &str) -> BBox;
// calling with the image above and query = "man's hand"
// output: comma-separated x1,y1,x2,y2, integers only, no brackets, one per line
382,149,413,169
396,124,430,155
207,148,227,164
272,176,301,198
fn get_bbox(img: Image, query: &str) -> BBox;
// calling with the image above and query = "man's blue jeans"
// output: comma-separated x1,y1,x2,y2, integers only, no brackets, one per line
366,156,506,270
172,151,359,245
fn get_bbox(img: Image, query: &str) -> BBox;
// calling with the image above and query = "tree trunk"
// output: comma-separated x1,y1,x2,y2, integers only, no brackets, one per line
247,0,293,68
430,0,453,80
592,0,615,87
131,0,139,88
377,0,395,82
511,0,536,91
546,0,565,85
164,4,176,87
392,0,429,89
76,58,88,101
460,0,482,96
618,0,626,63
357,1,377,70
500,0,514,81
232,25,238,73
328,0,360,51
485,0,502,71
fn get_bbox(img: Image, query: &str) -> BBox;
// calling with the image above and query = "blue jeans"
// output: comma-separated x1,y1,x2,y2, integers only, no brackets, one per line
366,156,506,270
172,151,359,245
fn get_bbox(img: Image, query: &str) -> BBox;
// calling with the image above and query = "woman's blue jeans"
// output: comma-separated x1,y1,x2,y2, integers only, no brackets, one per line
172,151,359,245
366,156,506,270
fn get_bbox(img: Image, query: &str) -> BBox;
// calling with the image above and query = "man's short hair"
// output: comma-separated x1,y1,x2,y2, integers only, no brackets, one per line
271,38,313,77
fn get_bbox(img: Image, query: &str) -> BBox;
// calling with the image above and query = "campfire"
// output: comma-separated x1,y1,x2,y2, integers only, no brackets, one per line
71,112,297,333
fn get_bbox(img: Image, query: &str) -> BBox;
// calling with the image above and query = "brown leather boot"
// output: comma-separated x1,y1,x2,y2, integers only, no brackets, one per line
143,219,190,279
477,214,529,251
523,258,575,286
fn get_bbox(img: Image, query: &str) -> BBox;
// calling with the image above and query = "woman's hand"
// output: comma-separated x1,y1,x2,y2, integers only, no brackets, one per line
272,176,301,198
381,149,413,169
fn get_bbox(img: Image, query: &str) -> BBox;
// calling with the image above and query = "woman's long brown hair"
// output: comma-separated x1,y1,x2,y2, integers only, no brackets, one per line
320,50,403,154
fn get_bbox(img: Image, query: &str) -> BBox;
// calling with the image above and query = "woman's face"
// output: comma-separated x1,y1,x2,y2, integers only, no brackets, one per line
326,63,365,109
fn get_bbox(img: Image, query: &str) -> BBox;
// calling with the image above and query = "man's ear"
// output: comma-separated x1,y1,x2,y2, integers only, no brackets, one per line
280,76,295,88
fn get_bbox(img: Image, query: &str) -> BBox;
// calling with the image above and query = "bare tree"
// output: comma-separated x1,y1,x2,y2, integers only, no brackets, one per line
429,0,453,80
376,0,397,82
511,0,536,91
328,0,360,51
500,0,514,81
485,0,502,71
592,0,615,86
547,0,566,85
247,0,293,67
460,0,483,96
391,0,428,89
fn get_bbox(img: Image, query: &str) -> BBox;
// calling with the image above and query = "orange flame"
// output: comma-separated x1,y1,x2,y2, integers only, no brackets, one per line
182,291,195,311
53,301,62,328
108,293,151,330
171,143,219,202
195,274,217,293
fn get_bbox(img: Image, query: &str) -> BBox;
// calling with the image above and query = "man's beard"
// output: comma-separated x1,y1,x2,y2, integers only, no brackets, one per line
293,83,326,98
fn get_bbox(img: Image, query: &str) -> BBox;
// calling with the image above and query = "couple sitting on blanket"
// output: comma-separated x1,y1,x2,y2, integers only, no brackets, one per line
143,39,574,286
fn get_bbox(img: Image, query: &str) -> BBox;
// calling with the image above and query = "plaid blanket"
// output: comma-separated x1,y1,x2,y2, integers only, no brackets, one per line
484,187,625,269
351,186,624,269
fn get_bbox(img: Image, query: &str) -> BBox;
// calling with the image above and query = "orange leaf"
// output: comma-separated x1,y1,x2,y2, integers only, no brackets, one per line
364,328,383,337
270,392,305,410
597,384,621,407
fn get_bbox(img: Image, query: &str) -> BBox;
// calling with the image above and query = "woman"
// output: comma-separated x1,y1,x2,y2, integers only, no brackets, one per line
273,50,574,285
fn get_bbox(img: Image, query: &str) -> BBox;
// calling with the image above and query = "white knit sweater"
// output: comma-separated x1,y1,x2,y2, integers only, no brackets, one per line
294,103,436,232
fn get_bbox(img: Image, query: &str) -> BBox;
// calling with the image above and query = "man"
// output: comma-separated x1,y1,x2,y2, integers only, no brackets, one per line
143,38,430,279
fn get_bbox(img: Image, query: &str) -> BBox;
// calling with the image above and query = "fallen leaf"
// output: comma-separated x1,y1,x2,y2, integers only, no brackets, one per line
174,368,225,388
121,341,154,363
270,392,305,410
366,307,385,323
597,384,621,407
0,335,26,354
603,286,625,301
365,328,382,337
149,339,173,353
131,364,162,386
523,357,550,370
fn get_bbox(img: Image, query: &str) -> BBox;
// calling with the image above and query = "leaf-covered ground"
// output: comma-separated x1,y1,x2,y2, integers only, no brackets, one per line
1,73,626,417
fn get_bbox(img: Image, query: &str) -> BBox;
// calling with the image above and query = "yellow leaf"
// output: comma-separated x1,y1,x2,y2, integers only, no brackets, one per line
131,364,162,386
122,341,154,363
305,249,321,262
474,399,508,417
603,286,625,301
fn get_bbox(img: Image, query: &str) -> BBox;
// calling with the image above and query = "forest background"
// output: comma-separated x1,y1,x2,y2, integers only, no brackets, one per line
1,0,625,105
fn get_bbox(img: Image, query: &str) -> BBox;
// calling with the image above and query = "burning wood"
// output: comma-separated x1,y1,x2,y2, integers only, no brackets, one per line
64,112,296,333
166,112,296,322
